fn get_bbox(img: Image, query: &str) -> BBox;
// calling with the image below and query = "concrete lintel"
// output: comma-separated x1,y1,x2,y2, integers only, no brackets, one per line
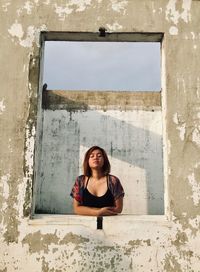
41,31,164,43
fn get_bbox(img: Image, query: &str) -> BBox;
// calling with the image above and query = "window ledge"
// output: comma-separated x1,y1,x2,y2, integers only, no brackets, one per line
103,214,171,227
29,214,96,226
29,214,171,227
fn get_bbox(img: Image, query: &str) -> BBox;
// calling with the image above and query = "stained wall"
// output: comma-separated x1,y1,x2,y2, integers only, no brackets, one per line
35,91,163,215
0,1,200,271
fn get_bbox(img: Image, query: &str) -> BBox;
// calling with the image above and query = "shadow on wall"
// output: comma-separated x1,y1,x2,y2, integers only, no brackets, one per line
35,100,164,215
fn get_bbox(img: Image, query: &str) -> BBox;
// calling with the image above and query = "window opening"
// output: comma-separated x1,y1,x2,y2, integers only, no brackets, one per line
33,32,164,216
43,41,161,91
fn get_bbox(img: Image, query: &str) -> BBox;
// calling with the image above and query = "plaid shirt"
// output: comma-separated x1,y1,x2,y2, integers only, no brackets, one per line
70,174,124,204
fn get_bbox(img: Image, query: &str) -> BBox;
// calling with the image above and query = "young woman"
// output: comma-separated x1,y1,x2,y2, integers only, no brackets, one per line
70,146,124,216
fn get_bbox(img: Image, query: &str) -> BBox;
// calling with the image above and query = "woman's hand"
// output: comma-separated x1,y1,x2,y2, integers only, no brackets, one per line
97,207,118,216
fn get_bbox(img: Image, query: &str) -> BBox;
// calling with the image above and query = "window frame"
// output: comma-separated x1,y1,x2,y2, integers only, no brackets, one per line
31,31,169,220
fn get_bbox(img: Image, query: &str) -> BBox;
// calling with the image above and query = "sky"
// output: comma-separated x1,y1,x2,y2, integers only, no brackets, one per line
43,41,161,91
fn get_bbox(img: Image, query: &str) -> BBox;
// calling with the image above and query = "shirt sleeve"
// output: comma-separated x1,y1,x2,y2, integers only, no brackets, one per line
70,175,84,204
109,175,125,200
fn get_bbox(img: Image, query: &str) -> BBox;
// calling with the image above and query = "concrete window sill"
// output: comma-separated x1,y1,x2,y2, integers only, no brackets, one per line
29,214,171,230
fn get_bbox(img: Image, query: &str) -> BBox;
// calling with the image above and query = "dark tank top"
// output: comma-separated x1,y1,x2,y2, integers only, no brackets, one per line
82,176,114,208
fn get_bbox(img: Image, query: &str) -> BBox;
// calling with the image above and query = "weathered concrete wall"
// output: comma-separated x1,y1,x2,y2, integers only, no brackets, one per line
0,0,200,271
35,91,163,215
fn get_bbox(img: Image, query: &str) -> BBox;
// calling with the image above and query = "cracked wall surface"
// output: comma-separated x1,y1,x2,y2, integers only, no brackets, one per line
0,0,200,271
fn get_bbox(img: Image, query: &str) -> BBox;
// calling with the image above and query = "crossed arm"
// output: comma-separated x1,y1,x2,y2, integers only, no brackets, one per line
73,197,123,216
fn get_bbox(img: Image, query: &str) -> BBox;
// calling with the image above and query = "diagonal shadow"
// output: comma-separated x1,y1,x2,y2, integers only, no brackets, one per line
35,92,164,215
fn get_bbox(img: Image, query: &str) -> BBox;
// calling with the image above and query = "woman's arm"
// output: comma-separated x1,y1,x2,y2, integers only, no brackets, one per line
73,198,123,216
73,199,101,216
110,197,123,213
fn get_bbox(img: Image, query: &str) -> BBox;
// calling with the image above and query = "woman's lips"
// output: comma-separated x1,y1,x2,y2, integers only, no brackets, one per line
92,160,100,164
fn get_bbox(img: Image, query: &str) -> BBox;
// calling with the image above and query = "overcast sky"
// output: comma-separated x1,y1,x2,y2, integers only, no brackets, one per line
43,41,161,91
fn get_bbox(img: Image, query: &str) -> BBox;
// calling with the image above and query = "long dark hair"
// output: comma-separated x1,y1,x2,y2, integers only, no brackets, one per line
83,146,111,176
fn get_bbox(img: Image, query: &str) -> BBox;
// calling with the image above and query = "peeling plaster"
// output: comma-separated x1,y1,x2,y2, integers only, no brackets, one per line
166,0,192,25
173,113,186,141
24,1,34,14
192,127,200,147
111,0,128,15
54,0,92,20
20,26,36,47
22,231,60,254
0,174,10,200
188,173,200,206
8,22,47,48
177,124,186,141
158,217,200,272
151,3,163,15
1,0,200,271
166,0,192,36
0,99,6,114
8,22,24,39
23,123,35,216
1,175,20,244
169,25,178,35
189,215,200,229
106,22,123,31
17,1,35,16
54,4,73,19
190,31,195,40
2,2,11,12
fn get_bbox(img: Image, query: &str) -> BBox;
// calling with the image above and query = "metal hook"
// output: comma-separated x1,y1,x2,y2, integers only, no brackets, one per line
99,27,107,37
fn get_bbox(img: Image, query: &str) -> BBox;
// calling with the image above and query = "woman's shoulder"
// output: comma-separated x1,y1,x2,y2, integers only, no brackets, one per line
76,175,88,186
76,174,85,180
108,174,124,199
108,174,121,184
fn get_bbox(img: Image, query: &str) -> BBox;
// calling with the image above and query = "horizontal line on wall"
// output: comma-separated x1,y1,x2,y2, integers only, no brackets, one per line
42,90,161,111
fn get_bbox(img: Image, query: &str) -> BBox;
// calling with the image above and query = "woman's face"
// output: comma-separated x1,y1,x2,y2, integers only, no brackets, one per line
88,149,104,170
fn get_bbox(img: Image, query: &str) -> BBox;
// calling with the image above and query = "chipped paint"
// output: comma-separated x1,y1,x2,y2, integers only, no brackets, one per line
23,122,35,216
0,174,10,200
188,173,200,206
169,25,178,35
8,22,47,47
2,2,11,12
173,113,186,141
166,0,192,25
190,31,195,40
24,124,35,169
1,0,200,271
173,113,179,125
17,1,35,16
0,99,6,114
111,0,128,15
106,22,122,31
54,0,92,20
54,4,73,19
192,127,200,147
177,123,186,141
8,22,24,39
